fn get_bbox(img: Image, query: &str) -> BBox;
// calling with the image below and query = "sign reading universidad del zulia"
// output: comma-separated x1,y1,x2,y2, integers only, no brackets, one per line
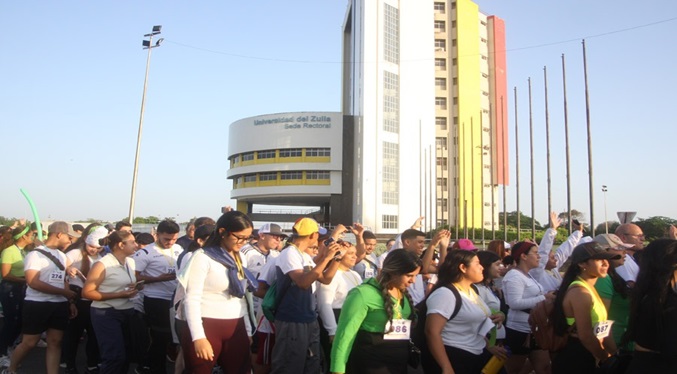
253,115,333,129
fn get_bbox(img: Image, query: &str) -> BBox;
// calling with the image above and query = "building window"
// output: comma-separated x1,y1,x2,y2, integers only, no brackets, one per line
257,150,275,159
452,39,457,47
452,20,457,28
437,178,448,188
383,71,400,133
436,157,448,168
437,198,448,212
280,171,302,180
435,78,447,90
453,116,459,125
384,4,400,64
481,55,488,60
482,91,489,96
451,2,456,9
434,2,445,13
436,117,447,130
452,97,458,105
306,148,331,157
435,58,446,71
244,174,257,183
435,97,447,110
434,39,446,52
434,21,445,33
481,20,487,26
452,58,457,66
279,148,302,157
382,215,398,229
481,37,487,43
242,152,254,161
482,72,488,78
452,77,458,86
382,142,399,204
306,171,330,180
436,137,447,150
259,172,277,181
232,155,240,163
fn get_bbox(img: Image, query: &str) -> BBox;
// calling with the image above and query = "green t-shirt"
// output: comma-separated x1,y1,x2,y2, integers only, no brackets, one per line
1,244,26,279
595,275,630,348
330,277,413,373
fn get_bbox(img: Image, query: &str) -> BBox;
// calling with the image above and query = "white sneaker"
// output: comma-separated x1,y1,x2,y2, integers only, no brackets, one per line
1,368,16,374
36,339,48,348
0,356,9,368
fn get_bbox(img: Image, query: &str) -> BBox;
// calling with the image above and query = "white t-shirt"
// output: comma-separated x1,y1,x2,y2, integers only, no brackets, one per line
134,243,182,300
615,254,639,282
24,246,69,303
316,268,362,335
427,286,494,355
242,245,280,313
254,254,281,334
475,283,506,339
66,249,101,289
502,269,546,333
408,275,427,305
91,254,136,310
183,250,250,341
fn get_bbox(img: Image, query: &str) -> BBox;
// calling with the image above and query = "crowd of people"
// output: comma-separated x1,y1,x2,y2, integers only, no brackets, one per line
0,212,675,374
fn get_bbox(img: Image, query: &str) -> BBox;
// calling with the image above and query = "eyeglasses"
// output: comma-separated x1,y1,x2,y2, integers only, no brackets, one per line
229,232,250,244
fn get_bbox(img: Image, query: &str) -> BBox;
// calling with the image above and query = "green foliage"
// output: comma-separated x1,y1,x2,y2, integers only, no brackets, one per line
500,211,543,230
635,216,677,241
0,216,18,226
594,221,620,236
120,216,161,224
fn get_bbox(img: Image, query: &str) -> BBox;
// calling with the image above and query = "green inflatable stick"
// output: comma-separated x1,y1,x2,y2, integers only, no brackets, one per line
20,188,43,241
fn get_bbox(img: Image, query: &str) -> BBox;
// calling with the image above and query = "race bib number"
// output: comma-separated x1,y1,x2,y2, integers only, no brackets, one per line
384,319,411,340
167,266,176,274
49,270,65,285
364,269,375,279
593,320,614,339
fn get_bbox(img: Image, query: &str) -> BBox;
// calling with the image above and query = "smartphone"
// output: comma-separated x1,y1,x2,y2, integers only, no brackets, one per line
324,237,335,247
134,280,145,290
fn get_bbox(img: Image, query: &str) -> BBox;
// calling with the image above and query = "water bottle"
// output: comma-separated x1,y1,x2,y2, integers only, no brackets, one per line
481,355,505,374
481,346,510,374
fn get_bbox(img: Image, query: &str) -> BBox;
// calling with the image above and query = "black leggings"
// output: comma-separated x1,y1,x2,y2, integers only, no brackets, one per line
552,337,596,374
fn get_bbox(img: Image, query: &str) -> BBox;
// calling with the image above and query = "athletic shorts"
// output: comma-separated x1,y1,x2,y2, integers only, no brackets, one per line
22,300,69,334
255,331,275,365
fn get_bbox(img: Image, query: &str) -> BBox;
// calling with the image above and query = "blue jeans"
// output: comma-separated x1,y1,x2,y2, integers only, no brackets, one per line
90,307,133,374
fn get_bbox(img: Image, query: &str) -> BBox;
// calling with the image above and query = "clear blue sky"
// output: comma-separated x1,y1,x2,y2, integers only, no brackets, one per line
2,1,676,227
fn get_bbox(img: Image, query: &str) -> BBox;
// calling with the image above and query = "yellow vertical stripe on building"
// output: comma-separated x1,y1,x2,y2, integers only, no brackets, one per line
457,0,482,228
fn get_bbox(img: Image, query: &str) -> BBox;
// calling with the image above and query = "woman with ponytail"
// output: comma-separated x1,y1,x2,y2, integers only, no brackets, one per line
330,248,421,374
0,223,36,366
63,225,108,373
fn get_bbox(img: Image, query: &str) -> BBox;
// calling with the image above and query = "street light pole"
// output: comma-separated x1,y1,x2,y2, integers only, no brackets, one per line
128,26,163,224
602,185,608,234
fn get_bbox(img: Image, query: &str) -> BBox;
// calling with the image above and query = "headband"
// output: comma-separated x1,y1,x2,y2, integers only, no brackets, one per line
12,223,31,240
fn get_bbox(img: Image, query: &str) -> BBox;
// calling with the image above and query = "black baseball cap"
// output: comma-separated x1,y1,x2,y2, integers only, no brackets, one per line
570,242,621,264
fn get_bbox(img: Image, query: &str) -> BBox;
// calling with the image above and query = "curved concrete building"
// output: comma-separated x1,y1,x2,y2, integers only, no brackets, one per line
227,112,346,223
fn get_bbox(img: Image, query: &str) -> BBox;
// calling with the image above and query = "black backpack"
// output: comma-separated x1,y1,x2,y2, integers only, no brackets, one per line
412,284,478,374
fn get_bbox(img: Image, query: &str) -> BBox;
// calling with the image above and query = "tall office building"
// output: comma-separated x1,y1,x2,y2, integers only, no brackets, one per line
342,0,437,234
433,0,508,231
341,0,507,234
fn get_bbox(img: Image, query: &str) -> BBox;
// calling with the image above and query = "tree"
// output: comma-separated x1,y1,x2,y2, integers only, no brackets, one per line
500,211,543,230
121,216,161,224
594,221,620,236
557,209,585,226
635,216,677,241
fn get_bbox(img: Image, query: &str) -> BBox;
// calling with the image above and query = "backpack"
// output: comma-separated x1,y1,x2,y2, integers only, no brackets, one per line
528,298,568,352
412,284,478,374
261,269,292,323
